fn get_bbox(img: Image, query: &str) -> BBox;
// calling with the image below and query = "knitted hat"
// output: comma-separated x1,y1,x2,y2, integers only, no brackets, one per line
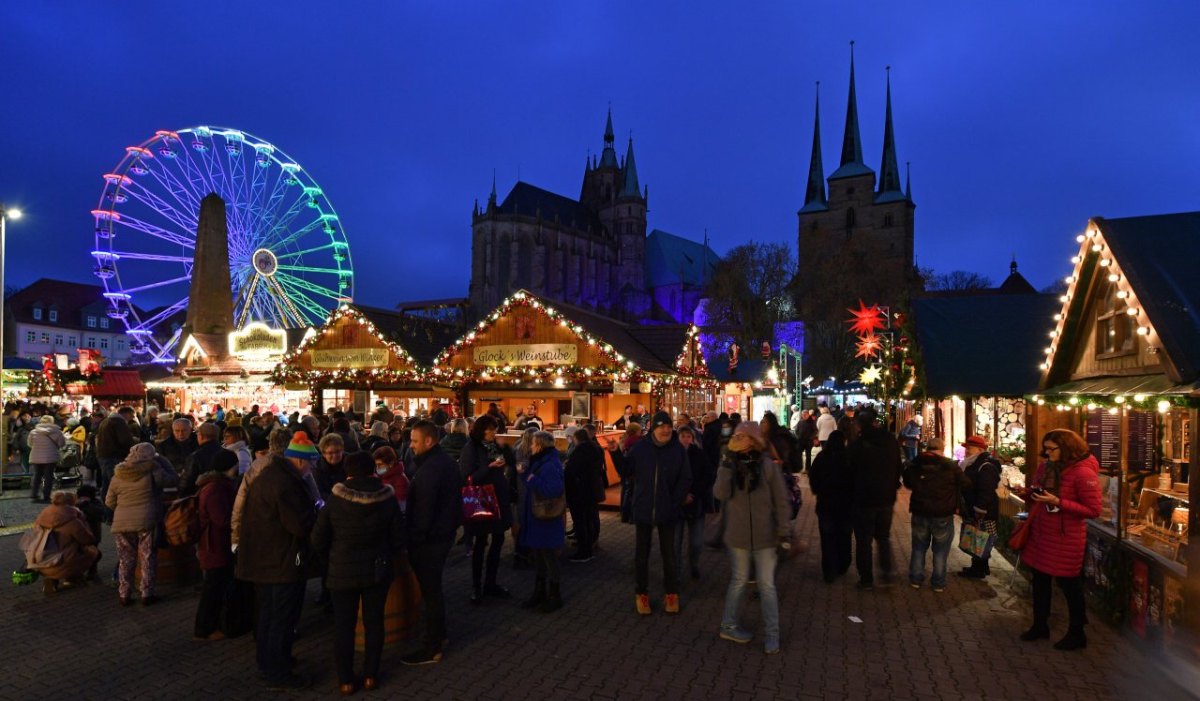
344,451,374,478
962,436,988,450
129,442,157,462
650,411,673,430
211,449,240,474
728,422,765,453
285,431,319,459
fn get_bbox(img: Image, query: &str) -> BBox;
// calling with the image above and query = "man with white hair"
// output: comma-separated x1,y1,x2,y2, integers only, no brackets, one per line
157,418,197,476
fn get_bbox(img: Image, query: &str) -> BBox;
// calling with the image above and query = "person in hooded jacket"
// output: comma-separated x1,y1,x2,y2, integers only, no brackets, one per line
439,418,469,460
713,422,791,655
901,437,969,591
518,430,566,612
31,491,101,595
458,415,514,603
194,449,240,640
28,415,66,503
808,430,853,583
105,442,178,606
619,411,692,615
311,452,405,695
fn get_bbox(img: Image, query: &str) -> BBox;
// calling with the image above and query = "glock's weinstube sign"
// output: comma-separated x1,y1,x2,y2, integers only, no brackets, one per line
309,348,389,369
472,344,578,367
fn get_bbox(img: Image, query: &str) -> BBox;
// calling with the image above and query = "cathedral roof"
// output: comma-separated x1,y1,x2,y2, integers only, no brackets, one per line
495,181,600,231
644,230,719,289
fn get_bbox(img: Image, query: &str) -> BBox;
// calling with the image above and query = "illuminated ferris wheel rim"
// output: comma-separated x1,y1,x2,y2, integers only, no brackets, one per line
92,125,354,362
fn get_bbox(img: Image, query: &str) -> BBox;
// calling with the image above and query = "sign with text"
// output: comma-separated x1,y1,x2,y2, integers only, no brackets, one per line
472,343,578,367
229,322,288,360
309,347,389,369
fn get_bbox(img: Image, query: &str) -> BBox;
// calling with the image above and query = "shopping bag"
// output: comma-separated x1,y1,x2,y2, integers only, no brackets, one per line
958,522,995,560
461,478,499,522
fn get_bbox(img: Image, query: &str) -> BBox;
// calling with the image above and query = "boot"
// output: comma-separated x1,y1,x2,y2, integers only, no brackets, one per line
42,578,58,596
1053,627,1087,651
540,581,562,613
1019,623,1050,641
520,577,546,609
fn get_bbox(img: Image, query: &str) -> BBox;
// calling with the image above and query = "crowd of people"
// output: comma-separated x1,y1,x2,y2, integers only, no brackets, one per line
13,396,1102,693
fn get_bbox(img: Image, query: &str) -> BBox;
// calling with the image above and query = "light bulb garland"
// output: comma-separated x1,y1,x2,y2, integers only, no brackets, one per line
271,304,424,386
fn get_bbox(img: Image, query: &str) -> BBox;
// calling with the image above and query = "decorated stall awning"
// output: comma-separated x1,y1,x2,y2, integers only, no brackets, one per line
66,369,146,399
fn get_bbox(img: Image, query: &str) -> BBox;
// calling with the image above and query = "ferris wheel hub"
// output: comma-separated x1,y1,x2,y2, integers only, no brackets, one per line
252,248,279,276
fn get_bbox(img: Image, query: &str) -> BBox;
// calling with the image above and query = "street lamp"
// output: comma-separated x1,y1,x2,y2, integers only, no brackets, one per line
1,204,22,494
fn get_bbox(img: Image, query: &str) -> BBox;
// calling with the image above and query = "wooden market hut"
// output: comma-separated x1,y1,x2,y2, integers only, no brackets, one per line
1030,211,1200,654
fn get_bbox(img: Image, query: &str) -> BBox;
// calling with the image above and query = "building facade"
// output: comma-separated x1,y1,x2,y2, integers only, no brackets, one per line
4,278,136,364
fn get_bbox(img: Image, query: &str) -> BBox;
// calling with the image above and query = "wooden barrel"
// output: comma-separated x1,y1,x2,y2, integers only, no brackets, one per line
355,554,422,651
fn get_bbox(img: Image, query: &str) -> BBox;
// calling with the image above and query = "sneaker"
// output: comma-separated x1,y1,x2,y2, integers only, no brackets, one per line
764,635,781,654
263,673,310,691
635,594,651,615
932,585,946,593
567,553,594,563
401,648,443,666
909,582,921,590
663,593,680,614
719,624,752,644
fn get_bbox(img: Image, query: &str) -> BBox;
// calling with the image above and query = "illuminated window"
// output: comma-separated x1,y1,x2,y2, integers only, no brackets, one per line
87,316,96,328
1095,280,1134,357
32,307,42,320
48,310,57,322
40,332,50,343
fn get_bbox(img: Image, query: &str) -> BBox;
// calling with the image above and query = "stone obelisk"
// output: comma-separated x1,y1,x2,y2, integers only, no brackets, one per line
184,193,234,336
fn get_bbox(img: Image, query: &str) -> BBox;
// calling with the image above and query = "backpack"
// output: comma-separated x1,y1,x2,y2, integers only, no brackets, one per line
19,524,63,571
781,471,803,520
163,495,201,546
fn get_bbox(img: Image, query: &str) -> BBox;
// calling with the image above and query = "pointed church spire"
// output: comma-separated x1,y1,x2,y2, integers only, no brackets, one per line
800,81,828,213
905,161,912,200
620,135,642,199
876,66,902,197
830,41,873,180
604,105,615,145
487,170,497,208
599,105,618,168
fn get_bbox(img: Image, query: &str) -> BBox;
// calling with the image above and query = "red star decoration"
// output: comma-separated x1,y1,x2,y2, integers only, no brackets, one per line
846,300,886,336
855,332,883,359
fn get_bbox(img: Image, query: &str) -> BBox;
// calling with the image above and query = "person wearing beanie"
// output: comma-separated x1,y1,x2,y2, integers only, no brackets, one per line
713,421,792,654
105,442,178,606
29,414,66,503
236,429,319,691
311,451,404,694
194,448,241,640
619,410,691,616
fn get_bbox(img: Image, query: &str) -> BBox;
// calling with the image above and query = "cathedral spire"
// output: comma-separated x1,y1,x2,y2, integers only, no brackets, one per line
800,81,828,213
599,106,618,168
905,161,912,201
619,135,642,199
830,41,873,180
876,66,902,198
487,170,497,208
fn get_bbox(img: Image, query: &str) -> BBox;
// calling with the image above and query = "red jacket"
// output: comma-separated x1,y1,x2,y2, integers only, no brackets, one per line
1021,454,1101,577
197,472,235,570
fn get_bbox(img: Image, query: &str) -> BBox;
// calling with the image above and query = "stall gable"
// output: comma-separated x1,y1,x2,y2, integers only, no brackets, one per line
672,324,712,377
274,305,422,383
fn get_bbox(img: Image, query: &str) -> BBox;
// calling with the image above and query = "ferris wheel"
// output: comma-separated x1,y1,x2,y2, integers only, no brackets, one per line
92,126,353,361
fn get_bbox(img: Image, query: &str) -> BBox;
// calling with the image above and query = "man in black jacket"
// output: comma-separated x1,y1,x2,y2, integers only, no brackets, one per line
235,432,319,692
402,420,463,665
156,418,197,477
959,435,1002,578
180,422,224,496
564,426,604,563
902,438,970,591
846,408,903,589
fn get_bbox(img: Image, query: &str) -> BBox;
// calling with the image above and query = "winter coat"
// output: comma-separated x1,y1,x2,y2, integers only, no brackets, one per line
619,434,692,526
406,445,463,546
702,421,724,472
75,497,105,547
816,413,837,442
439,432,469,460
564,439,606,507
903,451,969,518
313,457,348,502
333,429,361,453
156,434,198,475
196,471,236,570
378,464,410,510
234,456,317,584
459,438,514,529
900,420,922,449
961,452,1003,522
682,443,716,517
1022,455,1102,578
712,449,791,550
768,426,801,474
32,503,99,581
519,448,566,549
808,443,854,518
231,452,320,546
95,415,135,460
105,455,178,534
310,477,404,590
225,440,252,475
181,441,225,496
846,426,903,509
68,425,87,450
797,417,817,447
28,423,66,465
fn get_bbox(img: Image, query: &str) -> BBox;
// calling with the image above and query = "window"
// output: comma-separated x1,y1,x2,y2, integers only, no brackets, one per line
117,338,125,351
1095,281,1135,357
48,310,58,322
40,332,50,343
86,337,96,349
87,316,97,328
68,336,76,347
25,331,35,343
100,337,109,350
54,334,63,346
100,317,109,329
32,307,42,320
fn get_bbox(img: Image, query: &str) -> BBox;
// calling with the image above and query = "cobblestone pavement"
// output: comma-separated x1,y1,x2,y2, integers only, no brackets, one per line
1,483,1193,701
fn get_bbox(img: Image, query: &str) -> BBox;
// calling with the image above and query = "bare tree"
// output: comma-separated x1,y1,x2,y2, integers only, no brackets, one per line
703,242,795,345
925,270,994,292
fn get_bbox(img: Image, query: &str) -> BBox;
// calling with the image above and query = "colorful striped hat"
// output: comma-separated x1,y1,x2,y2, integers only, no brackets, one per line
285,431,319,459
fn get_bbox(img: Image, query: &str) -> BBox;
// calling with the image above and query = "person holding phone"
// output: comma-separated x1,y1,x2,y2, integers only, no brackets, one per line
458,415,514,604
1020,429,1101,651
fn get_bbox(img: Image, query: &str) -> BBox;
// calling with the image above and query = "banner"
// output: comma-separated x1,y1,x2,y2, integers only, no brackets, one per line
472,344,578,367
309,347,389,369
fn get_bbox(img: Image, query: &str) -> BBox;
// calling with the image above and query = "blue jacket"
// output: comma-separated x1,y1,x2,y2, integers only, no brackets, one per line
619,434,692,526
519,449,565,549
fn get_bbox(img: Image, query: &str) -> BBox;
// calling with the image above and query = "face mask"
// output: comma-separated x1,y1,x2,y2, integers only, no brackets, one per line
722,427,733,436
376,466,389,475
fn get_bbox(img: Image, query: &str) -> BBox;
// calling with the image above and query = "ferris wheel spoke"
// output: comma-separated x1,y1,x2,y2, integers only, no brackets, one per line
115,275,192,296
264,276,312,326
134,296,189,331
274,272,344,301
114,214,195,249
120,179,201,236
265,216,325,252
275,276,338,318
108,251,193,263
141,155,205,219
274,242,336,260
276,264,344,276
235,273,262,328
258,192,314,248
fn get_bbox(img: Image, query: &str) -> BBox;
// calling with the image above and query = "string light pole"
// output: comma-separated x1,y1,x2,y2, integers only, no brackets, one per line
0,203,24,496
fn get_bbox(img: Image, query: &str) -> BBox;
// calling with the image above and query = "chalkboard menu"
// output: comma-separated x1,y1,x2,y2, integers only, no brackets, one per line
1126,410,1156,472
1086,409,1122,471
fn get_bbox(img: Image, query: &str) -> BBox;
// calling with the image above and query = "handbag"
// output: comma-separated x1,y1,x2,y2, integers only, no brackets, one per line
958,522,995,559
531,488,566,520
461,477,499,522
1008,509,1037,551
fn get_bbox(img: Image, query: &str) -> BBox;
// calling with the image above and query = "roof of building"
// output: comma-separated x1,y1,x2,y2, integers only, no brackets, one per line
913,293,1060,397
644,230,720,289
5,278,118,331
630,325,692,370
1092,211,1200,383
493,181,601,232
530,296,674,374
701,347,771,383
66,369,146,399
352,304,463,367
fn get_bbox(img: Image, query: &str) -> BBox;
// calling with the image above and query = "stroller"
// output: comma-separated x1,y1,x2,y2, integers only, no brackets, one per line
54,443,83,488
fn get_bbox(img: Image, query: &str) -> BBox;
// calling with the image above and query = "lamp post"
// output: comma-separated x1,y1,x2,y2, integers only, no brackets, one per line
0,204,23,496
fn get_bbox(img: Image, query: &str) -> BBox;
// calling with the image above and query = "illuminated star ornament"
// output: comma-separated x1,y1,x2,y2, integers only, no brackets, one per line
855,332,883,359
846,300,886,336
859,365,883,384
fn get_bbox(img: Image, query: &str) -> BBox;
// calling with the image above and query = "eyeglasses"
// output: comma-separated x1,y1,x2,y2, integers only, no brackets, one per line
1044,446,1060,453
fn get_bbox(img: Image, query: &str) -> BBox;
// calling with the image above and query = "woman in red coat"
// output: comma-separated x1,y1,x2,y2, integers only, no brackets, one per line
1021,429,1101,650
